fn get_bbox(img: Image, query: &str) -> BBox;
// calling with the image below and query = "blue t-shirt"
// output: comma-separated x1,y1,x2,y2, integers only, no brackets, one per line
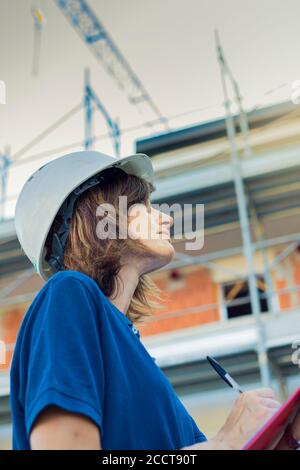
10,269,207,450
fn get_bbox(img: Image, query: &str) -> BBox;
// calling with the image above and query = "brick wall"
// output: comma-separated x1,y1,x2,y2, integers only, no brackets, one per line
140,266,220,336
0,307,24,371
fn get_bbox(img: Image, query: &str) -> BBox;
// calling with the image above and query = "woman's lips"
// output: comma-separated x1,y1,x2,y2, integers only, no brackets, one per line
158,230,170,238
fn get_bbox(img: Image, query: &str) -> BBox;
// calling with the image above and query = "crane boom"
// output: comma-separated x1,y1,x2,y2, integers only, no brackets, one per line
54,0,168,128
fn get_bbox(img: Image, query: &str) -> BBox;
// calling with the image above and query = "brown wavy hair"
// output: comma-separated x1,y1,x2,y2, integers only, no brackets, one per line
45,167,165,324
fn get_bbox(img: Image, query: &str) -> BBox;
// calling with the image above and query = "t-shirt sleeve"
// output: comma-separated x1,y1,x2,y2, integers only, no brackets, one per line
22,274,105,442
190,415,207,443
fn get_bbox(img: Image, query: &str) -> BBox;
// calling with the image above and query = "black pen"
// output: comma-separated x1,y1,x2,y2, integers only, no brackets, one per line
206,355,244,394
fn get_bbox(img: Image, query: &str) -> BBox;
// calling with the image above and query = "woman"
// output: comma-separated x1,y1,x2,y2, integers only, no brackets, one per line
11,150,299,450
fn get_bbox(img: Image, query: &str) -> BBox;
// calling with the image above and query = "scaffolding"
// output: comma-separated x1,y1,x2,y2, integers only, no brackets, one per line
215,30,271,386
0,21,299,398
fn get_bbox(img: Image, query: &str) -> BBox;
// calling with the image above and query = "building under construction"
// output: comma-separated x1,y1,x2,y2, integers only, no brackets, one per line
1,0,300,451
1,97,300,448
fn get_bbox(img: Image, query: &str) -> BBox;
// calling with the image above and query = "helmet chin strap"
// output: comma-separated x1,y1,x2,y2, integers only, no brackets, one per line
47,173,106,272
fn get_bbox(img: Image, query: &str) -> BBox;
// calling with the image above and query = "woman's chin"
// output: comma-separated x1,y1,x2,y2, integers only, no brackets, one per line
141,239,175,267
154,240,176,263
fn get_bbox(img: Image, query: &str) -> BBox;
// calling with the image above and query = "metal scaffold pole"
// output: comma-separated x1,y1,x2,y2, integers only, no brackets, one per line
227,49,280,318
0,147,11,221
215,30,272,387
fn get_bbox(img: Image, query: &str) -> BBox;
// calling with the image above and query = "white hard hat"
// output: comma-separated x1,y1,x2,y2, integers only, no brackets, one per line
15,150,154,281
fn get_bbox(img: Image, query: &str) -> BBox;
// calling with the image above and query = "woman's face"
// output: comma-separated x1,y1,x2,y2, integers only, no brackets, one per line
127,201,175,272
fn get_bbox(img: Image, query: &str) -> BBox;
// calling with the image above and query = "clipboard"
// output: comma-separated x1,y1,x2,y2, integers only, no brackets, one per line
243,387,300,450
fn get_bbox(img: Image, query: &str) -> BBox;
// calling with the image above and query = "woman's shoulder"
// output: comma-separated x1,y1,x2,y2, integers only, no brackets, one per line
42,269,104,300
22,270,104,329
47,269,98,287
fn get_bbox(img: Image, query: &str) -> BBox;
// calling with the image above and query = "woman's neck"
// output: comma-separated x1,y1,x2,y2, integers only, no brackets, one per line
108,263,140,316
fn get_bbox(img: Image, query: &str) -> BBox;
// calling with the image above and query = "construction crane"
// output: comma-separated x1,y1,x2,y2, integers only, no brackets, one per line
54,0,168,129
31,5,46,77
84,68,120,156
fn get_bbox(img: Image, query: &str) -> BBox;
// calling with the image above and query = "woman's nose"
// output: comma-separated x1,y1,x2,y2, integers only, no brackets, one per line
160,212,173,228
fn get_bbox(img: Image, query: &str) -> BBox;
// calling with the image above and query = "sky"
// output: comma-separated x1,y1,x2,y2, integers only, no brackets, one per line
0,0,300,218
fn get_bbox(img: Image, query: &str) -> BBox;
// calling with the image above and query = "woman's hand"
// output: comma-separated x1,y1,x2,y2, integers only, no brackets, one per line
211,388,281,450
